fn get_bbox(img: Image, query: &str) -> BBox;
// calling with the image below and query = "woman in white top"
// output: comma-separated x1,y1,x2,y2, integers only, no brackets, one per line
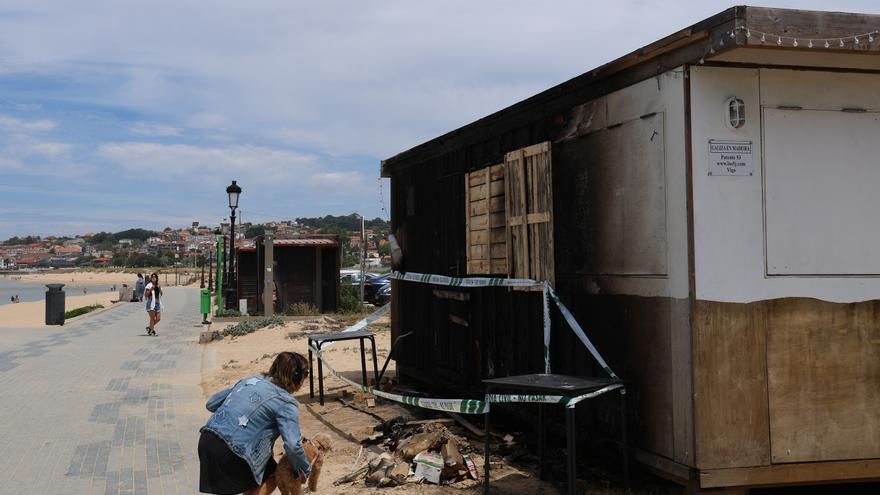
144,273,163,336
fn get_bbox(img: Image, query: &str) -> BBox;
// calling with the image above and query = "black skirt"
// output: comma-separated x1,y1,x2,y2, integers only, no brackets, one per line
198,430,278,494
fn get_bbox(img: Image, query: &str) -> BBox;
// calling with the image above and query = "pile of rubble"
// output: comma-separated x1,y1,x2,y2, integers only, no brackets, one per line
336,418,482,487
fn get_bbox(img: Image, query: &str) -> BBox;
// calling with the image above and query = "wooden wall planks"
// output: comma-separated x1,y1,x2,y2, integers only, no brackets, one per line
693,299,771,469
767,298,880,463
505,141,555,287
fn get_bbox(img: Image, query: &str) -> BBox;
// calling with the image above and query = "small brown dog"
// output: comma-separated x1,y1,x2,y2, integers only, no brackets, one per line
276,433,333,494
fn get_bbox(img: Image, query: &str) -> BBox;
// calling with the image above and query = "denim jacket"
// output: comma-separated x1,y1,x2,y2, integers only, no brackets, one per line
201,374,311,484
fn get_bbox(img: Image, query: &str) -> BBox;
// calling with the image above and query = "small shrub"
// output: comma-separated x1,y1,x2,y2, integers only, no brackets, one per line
221,315,285,338
217,308,241,317
339,284,361,313
285,302,319,316
64,304,104,319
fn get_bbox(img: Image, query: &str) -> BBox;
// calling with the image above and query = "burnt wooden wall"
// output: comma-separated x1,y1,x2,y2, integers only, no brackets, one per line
390,118,561,393
388,101,684,466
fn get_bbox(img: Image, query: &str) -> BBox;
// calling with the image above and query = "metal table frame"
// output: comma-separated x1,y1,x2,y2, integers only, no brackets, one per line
307,330,379,405
482,373,627,495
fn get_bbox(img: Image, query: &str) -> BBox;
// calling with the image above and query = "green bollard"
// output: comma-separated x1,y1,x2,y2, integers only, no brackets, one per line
200,288,211,324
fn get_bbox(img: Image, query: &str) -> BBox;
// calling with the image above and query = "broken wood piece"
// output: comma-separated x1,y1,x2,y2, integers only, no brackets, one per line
366,397,376,408
389,458,410,482
333,464,368,485
447,412,505,440
404,418,455,426
339,397,385,422
398,431,442,461
442,439,464,468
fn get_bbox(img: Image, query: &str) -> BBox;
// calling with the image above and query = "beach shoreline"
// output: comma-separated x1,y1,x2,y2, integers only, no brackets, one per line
1,269,142,286
0,291,121,328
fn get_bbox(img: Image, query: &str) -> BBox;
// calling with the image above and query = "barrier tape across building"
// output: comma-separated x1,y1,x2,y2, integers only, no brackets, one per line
308,344,623,413
303,270,622,414
391,270,618,379
308,343,489,414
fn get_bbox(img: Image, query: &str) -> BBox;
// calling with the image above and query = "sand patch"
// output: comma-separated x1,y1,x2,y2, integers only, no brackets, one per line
198,316,565,495
0,291,120,328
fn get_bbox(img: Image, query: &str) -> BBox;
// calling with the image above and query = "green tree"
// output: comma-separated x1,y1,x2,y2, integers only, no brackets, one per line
87,232,114,245
2,235,41,245
245,225,266,239
113,228,155,242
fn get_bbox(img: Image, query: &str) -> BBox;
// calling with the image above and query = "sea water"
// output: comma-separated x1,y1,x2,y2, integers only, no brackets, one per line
0,278,115,305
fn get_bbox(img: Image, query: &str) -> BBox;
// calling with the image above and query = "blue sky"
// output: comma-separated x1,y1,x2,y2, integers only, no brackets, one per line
0,1,876,239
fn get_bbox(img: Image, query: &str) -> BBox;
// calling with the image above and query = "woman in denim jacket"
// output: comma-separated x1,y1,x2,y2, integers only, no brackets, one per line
199,352,312,495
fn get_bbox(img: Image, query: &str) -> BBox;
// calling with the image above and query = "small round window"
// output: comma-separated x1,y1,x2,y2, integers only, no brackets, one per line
725,96,745,130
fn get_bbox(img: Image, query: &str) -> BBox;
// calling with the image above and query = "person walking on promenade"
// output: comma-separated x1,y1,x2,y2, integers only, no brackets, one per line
134,273,145,301
198,352,312,495
144,273,162,336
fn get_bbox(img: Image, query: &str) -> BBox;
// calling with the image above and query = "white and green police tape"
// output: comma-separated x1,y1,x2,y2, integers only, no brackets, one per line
308,344,488,414
545,285,619,379
485,383,624,409
309,344,621,414
392,270,617,379
391,270,540,288
542,283,552,373
304,270,619,414
315,302,390,352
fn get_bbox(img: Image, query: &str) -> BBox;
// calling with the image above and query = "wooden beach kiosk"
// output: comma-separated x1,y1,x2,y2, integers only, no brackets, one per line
381,6,880,492
236,236,341,314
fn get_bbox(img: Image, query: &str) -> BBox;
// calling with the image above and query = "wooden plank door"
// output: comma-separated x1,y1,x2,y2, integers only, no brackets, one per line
505,141,555,287
465,164,507,275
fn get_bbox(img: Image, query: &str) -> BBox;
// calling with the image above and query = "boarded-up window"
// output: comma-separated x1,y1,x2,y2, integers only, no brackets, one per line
465,164,507,274
505,142,554,286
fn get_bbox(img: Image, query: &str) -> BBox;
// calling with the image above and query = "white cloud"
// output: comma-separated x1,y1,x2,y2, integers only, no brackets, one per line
127,121,182,137
95,142,318,182
307,171,366,189
25,141,73,157
0,156,23,170
0,114,56,132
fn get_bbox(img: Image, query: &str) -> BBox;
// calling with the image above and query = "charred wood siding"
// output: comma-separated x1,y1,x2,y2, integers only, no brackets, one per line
390,130,553,394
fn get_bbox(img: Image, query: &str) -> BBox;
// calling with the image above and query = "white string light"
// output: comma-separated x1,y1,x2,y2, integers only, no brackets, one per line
734,26,878,49
697,25,879,65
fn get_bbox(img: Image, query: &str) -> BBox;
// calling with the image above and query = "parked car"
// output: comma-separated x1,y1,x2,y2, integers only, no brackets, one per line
374,283,391,305
363,273,392,303
340,269,378,287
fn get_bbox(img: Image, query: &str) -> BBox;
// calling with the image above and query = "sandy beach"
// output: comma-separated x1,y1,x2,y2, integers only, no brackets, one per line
201,316,561,495
1,268,203,287
0,291,120,328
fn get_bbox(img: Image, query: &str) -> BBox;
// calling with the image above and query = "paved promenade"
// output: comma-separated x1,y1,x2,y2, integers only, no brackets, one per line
0,287,206,494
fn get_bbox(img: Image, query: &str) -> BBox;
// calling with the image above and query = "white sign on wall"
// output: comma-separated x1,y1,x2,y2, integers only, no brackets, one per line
708,140,753,176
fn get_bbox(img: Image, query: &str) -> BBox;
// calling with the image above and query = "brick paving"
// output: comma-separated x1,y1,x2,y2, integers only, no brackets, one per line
0,288,206,494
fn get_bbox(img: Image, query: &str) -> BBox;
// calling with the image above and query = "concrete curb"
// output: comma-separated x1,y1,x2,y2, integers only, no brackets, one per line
63,299,130,325
211,315,320,323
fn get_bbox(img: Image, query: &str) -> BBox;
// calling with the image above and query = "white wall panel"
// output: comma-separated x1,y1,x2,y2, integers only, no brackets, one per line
764,108,880,275
692,66,880,302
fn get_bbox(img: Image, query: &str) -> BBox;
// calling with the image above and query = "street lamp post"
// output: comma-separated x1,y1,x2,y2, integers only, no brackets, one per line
225,180,242,310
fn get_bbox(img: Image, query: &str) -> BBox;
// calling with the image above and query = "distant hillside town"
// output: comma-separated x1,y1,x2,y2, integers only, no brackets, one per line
0,214,390,271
